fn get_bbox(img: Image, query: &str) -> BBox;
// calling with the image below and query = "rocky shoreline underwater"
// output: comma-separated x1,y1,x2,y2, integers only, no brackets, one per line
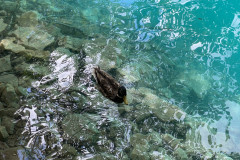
0,0,239,159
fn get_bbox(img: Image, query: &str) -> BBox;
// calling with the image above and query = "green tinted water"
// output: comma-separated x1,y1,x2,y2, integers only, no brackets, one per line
0,0,240,159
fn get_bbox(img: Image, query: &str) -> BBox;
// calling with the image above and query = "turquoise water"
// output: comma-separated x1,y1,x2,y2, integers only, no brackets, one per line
0,0,240,159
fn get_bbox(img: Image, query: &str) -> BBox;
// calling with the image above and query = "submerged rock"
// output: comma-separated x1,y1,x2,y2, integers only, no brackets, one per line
0,146,29,160
0,74,18,87
1,116,14,135
61,144,78,157
0,126,9,141
89,153,117,160
15,62,49,78
83,37,124,70
0,84,19,107
22,49,50,61
58,36,86,52
136,88,186,123
215,153,233,160
173,70,211,99
0,37,26,53
162,134,182,150
0,18,7,33
149,150,173,160
0,55,11,73
174,148,188,160
0,1,18,12
11,26,55,50
130,133,150,160
62,114,100,144
17,11,39,27
0,141,9,150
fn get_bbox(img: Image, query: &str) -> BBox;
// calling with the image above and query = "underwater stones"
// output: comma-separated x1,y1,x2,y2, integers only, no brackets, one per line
0,10,7,16
15,86,28,97
130,133,150,160
0,126,9,140
15,62,49,78
0,74,18,87
0,18,7,33
118,64,140,84
0,84,19,107
147,132,163,149
83,37,124,70
0,37,50,60
22,49,50,61
143,92,186,122
90,153,117,160
175,70,210,98
0,37,26,53
11,26,55,50
1,116,14,135
0,55,11,73
0,141,9,150
58,36,85,52
133,108,152,123
61,144,78,156
0,1,18,12
162,134,182,150
130,146,150,160
62,114,100,144
173,148,188,160
149,151,173,160
17,11,39,27
0,146,29,160
215,153,233,160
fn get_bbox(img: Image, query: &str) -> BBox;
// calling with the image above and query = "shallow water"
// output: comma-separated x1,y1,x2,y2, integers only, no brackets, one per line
0,0,240,159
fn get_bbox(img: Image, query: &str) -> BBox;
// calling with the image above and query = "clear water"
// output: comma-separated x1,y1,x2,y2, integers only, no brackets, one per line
1,0,240,159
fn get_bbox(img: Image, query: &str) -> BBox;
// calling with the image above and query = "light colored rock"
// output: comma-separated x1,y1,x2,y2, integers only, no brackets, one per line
175,70,211,98
0,18,7,33
174,148,188,160
0,37,26,53
17,11,39,27
0,74,18,87
0,55,11,73
142,90,186,122
147,132,163,147
215,153,233,160
0,126,9,140
11,26,55,50
162,134,181,150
